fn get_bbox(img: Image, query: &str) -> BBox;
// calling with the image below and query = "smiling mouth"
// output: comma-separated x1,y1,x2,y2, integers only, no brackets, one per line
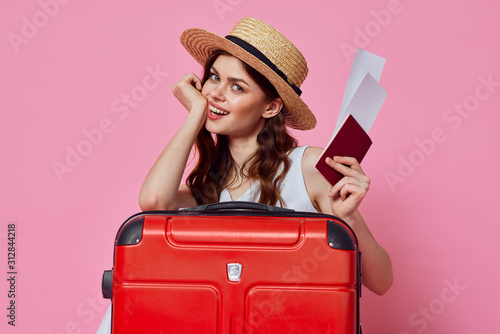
209,104,229,116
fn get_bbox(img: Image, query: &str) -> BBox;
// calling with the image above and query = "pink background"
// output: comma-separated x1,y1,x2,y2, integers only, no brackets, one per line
1,0,499,333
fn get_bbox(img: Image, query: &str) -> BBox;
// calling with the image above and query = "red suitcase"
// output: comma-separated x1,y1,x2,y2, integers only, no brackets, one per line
102,202,362,333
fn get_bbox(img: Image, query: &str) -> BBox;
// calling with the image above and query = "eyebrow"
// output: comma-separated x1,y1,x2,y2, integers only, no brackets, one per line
211,66,250,87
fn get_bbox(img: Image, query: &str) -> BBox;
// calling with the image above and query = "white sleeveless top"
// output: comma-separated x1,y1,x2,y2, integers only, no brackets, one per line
219,146,318,213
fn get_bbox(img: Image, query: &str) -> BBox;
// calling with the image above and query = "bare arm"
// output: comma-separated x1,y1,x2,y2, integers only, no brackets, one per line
303,146,393,295
139,74,207,211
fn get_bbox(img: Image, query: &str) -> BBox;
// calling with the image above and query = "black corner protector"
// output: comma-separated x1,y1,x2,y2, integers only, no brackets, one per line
102,270,113,299
327,220,356,250
116,216,145,246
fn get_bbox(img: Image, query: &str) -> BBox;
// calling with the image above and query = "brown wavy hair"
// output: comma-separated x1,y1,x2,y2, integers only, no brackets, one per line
187,50,298,206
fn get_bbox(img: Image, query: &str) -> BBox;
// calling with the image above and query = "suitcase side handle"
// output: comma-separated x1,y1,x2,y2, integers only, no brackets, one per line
185,201,295,212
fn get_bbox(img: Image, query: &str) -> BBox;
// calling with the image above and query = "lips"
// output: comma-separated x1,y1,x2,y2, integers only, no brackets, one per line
207,102,229,120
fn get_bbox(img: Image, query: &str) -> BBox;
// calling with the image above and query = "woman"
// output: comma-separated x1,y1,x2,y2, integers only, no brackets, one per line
97,16,391,333
139,17,392,295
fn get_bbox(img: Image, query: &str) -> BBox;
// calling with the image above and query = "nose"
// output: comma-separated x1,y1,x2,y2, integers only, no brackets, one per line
209,84,225,101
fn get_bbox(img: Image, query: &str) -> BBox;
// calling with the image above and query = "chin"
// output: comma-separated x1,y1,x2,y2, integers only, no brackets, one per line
204,122,223,136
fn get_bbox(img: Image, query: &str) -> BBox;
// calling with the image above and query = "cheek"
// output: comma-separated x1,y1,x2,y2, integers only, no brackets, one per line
201,82,212,97
240,99,268,118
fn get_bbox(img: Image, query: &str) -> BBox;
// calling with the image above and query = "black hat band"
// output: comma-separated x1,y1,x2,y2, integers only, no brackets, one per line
225,35,302,97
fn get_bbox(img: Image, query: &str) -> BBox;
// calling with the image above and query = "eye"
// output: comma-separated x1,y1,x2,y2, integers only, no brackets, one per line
231,84,244,93
209,73,220,82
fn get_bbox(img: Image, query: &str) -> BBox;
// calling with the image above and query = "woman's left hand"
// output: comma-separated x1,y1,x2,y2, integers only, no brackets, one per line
325,156,370,219
304,148,393,295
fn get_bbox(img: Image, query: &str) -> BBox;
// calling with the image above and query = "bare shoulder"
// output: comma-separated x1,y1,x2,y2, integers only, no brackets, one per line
302,146,327,182
301,146,331,209
301,146,326,178
302,146,324,166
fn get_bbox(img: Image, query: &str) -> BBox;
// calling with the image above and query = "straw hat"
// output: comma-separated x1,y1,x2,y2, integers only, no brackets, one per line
180,17,316,130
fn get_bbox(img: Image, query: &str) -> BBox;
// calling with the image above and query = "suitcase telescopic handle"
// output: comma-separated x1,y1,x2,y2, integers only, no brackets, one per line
185,201,295,212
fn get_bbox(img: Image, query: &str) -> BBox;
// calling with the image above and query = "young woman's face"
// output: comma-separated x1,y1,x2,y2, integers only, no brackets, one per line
201,54,278,139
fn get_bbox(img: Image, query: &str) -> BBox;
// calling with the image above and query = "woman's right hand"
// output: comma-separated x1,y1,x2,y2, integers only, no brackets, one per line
172,73,207,113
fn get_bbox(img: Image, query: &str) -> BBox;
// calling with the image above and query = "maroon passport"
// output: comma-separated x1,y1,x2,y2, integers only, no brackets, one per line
315,114,372,186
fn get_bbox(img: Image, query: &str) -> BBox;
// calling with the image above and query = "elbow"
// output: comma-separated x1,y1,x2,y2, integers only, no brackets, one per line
370,248,394,296
370,263,394,296
372,274,393,296
139,192,178,211
139,193,160,212
363,256,394,296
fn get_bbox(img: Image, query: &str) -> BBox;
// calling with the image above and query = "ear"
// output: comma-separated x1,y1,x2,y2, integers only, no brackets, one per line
262,97,283,119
